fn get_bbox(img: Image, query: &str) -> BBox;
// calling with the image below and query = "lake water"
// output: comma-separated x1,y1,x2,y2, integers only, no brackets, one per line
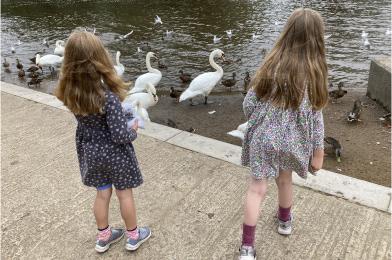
1,0,391,94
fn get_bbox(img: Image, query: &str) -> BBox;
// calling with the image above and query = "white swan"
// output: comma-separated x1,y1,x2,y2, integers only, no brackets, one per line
130,52,162,93
125,83,158,109
227,122,248,140
113,51,124,77
119,30,133,40
154,15,162,25
54,40,65,56
36,54,63,73
213,35,221,43
179,49,225,105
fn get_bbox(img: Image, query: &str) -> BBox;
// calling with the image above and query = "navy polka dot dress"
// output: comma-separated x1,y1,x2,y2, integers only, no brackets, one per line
75,90,143,190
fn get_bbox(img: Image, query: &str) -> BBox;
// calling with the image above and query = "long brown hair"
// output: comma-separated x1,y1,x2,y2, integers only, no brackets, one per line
252,8,328,110
55,31,128,115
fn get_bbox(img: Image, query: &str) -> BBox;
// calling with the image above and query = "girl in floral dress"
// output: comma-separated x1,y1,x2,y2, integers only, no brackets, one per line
239,8,328,260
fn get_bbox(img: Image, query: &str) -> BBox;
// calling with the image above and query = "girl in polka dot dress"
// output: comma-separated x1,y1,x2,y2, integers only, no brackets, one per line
55,31,151,254
239,9,328,259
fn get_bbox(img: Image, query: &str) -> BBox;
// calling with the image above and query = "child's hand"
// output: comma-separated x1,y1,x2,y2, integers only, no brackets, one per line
310,149,324,172
132,119,139,131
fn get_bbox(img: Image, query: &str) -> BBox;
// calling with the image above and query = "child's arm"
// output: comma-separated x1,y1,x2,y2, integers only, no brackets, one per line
243,89,258,119
311,110,324,172
105,92,137,144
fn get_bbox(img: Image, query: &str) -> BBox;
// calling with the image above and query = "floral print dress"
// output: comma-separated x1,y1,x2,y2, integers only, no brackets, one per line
241,89,324,179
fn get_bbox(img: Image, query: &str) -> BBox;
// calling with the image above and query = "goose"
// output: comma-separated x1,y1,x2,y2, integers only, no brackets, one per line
179,70,192,83
113,51,124,77
226,30,233,39
361,30,368,39
119,30,133,40
154,15,162,25
16,58,23,70
3,58,10,68
125,83,158,109
179,49,225,105
130,52,162,93
54,40,65,56
227,122,248,140
213,35,221,44
36,54,63,74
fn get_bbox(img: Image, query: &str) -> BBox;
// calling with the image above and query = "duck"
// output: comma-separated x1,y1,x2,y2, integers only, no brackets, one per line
54,40,65,56
324,137,342,162
18,69,25,78
119,30,133,40
347,99,362,122
329,82,347,102
125,83,158,109
27,77,43,88
43,38,49,48
179,70,192,83
16,58,23,70
140,42,152,52
113,51,125,77
222,72,236,91
169,87,183,102
227,122,248,140
158,60,167,69
35,54,63,74
27,65,40,73
179,49,225,105
213,35,221,44
154,15,162,25
3,58,10,68
130,52,162,94
243,71,251,94
380,113,391,128
226,30,233,39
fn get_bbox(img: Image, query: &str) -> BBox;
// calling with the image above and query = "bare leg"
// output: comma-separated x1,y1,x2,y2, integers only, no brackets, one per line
94,188,112,229
275,169,293,209
243,177,268,226
115,188,137,230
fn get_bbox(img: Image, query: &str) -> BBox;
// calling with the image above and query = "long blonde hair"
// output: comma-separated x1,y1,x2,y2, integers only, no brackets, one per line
252,8,328,110
55,31,128,115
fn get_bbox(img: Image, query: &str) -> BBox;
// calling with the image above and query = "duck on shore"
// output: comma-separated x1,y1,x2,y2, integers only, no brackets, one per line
329,82,347,103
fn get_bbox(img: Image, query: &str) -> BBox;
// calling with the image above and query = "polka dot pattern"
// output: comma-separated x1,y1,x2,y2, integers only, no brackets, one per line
241,89,324,179
75,91,143,190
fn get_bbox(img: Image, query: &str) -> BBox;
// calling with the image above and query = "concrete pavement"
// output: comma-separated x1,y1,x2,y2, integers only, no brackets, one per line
1,88,391,259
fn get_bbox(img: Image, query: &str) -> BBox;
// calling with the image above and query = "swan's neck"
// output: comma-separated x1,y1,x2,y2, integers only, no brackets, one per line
146,55,159,74
209,53,223,75
116,53,121,66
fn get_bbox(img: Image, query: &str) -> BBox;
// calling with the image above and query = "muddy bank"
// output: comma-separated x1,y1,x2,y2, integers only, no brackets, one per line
149,89,391,187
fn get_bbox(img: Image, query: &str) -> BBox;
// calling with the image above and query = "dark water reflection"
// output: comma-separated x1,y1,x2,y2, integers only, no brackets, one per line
1,0,391,94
